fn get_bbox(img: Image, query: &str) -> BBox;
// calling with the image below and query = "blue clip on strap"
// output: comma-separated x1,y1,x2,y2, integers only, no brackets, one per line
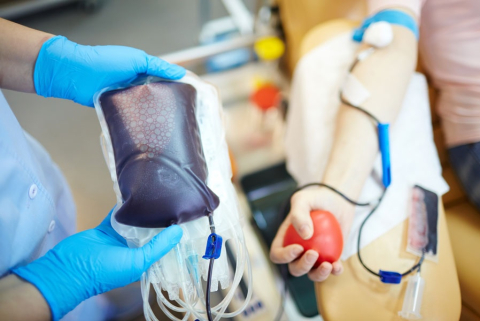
203,233,223,260
379,270,402,284
378,123,391,188
353,9,419,42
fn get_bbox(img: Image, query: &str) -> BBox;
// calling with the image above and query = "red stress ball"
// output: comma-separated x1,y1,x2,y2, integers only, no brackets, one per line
283,210,343,268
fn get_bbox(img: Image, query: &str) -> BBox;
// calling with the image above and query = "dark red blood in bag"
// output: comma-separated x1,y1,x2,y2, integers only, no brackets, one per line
100,81,220,228
283,210,343,268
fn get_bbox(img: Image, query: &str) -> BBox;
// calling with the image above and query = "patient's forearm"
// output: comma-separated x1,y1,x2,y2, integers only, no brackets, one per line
0,18,53,92
323,22,418,199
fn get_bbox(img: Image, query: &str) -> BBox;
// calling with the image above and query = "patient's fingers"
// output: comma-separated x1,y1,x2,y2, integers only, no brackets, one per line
308,261,333,282
288,250,319,277
331,261,344,275
270,244,304,264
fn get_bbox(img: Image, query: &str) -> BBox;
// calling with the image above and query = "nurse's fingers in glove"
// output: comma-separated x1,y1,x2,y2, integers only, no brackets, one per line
140,225,183,268
145,55,186,79
308,261,333,282
288,250,319,277
34,36,187,107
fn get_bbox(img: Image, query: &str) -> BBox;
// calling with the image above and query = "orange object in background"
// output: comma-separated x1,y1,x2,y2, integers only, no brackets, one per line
283,210,343,268
250,84,281,111
228,148,238,181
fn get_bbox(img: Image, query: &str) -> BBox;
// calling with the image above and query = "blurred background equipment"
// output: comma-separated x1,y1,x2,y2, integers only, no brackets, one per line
0,0,101,19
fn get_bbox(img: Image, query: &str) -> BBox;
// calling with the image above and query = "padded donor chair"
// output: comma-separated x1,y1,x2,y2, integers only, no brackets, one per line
277,0,479,319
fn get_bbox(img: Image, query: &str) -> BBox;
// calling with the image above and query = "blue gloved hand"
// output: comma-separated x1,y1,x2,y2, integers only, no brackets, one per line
12,211,183,321
34,35,186,107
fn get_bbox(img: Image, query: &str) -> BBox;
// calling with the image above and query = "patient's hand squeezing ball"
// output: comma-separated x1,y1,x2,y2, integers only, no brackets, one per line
283,210,343,268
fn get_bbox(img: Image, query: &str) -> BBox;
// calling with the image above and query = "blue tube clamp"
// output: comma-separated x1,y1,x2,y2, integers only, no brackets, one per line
379,270,402,284
203,233,223,260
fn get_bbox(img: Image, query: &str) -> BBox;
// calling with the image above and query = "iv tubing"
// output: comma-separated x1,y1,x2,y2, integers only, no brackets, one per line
142,214,252,320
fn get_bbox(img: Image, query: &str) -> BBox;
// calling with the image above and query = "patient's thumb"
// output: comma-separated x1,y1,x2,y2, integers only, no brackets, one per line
289,195,314,240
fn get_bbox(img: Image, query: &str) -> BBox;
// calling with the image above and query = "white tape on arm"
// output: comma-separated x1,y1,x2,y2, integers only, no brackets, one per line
342,73,370,106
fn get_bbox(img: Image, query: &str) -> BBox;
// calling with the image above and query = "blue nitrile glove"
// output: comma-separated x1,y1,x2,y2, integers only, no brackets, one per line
12,211,183,321
34,35,186,107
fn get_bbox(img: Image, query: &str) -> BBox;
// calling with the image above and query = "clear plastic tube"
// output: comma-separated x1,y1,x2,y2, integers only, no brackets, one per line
153,283,189,313
142,219,253,320
398,272,425,320
210,226,253,319
176,215,248,318
207,232,244,310
179,222,252,319
213,240,253,318
143,273,192,321
182,234,244,318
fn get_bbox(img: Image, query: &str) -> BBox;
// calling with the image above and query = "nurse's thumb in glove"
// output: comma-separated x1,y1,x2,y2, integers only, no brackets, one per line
145,55,186,80
140,225,183,269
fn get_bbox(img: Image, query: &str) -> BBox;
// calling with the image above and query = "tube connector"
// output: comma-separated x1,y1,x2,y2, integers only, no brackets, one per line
399,272,425,319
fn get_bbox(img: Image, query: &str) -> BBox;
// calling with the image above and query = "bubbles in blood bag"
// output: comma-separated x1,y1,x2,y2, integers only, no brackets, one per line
111,84,177,156
99,80,221,228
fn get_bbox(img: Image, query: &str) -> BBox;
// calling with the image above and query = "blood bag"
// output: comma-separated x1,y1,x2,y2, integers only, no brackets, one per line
94,72,252,321
407,185,439,262
98,81,219,228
